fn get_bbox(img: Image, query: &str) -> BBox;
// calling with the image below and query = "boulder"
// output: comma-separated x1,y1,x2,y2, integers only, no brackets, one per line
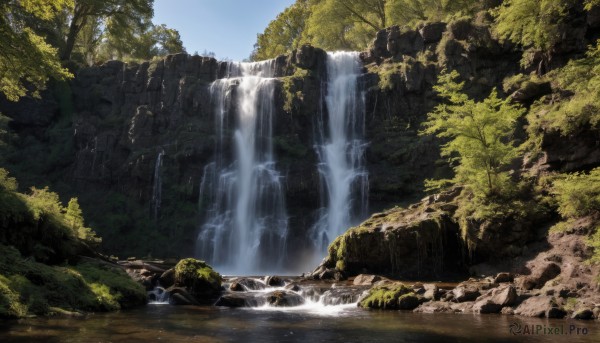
514,296,562,318
215,295,246,308
166,287,198,306
473,299,502,314
414,301,454,313
419,22,446,43
490,285,518,307
230,278,265,291
159,268,175,288
173,259,222,303
571,308,594,320
265,291,305,307
398,293,421,310
517,263,561,290
359,283,412,309
353,274,382,286
452,286,480,302
264,276,285,287
422,284,440,301
493,272,513,284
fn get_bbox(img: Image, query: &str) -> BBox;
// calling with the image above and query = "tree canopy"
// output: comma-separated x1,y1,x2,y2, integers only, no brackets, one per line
252,0,482,60
0,0,73,101
0,0,186,102
420,70,525,198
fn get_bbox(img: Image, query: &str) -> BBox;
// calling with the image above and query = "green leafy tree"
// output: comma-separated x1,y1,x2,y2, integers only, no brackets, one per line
61,0,154,61
252,0,309,61
420,70,526,198
0,0,73,101
304,0,389,50
65,197,84,231
386,0,481,26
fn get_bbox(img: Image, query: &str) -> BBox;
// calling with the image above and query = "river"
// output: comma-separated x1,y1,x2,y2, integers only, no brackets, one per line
1,304,599,342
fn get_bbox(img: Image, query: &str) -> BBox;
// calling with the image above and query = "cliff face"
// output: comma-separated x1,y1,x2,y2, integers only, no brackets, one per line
2,11,598,265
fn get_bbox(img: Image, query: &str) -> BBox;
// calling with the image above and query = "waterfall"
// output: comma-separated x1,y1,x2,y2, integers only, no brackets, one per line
312,52,369,255
151,149,164,221
196,60,288,274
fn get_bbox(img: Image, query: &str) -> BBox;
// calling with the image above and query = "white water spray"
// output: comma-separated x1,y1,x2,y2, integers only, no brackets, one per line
196,61,288,274
312,52,369,255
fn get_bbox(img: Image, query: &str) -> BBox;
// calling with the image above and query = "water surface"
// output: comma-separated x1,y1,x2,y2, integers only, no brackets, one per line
1,305,599,342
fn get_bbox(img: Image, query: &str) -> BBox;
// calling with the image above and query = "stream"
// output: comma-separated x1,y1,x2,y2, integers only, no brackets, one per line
2,276,600,342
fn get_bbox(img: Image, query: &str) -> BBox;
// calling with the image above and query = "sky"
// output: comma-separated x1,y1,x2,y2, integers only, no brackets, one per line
153,0,296,61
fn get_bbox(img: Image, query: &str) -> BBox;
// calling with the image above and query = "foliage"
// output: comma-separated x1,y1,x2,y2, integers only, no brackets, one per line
420,70,525,198
552,168,600,219
251,0,309,61
528,41,600,140
0,244,146,318
254,0,482,57
0,169,101,263
493,0,571,51
0,0,73,101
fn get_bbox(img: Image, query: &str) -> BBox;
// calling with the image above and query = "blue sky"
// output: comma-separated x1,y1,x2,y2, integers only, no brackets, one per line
153,0,296,61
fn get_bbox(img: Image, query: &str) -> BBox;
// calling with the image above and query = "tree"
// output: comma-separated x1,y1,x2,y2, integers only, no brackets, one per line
420,70,525,198
251,0,309,61
386,0,481,26
65,197,84,231
61,0,154,61
0,0,73,101
304,0,389,50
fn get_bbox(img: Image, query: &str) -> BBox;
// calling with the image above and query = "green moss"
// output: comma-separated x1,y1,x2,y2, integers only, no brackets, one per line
358,283,412,309
174,258,222,297
0,244,146,318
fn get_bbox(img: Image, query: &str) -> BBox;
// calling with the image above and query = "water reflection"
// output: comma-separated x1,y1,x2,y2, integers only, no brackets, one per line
1,306,599,343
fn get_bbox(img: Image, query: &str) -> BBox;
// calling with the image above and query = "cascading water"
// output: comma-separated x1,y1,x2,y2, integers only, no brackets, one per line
196,60,288,274
312,52,369,255
151,149,164,221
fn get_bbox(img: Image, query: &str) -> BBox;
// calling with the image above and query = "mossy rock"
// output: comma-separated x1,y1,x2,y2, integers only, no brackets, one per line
174,258,222,301
0,244,146,318
358,283,412,310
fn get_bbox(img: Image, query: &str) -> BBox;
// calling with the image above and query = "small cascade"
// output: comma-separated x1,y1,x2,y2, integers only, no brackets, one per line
312,52,369,255
216,276,368,314
196,60,288,275
151,149,164,221
147,286,169,305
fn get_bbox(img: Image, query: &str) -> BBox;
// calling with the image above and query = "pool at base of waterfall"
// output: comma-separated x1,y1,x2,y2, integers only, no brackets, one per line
2,304,600,343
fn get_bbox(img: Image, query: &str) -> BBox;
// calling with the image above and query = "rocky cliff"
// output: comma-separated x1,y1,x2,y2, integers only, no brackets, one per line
2,10,599,269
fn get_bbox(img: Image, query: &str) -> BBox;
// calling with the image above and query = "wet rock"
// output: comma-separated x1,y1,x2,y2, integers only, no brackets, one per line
285,283,301,292
174,259,222,303
514,296,561,318
229,282,244,292
230,278,265,291
422,284,440,301
451,301,475,313
473,299,502,314
501,307,515,315
318,269,345,281
159,268,175,288
414,301,454,313
215,295,246,307
353,274,382,286
572,308,594,320
452,286,480,302
493,272,513,284
167,287,198,306
266,291,305,307
547,307,567,319
398,293,420,310
265,276,285,287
